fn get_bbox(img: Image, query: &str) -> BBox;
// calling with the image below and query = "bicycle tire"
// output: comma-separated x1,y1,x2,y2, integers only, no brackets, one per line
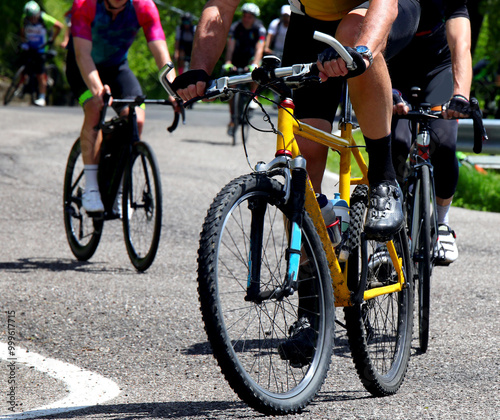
344,184,413,396
414,165,432,352
63,138,103,260
3,66,25,106
122,141,162,272
197,173,334,415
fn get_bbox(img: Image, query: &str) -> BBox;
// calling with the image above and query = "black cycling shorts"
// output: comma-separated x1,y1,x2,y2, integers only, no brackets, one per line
281,0,421,124
66,42,143,113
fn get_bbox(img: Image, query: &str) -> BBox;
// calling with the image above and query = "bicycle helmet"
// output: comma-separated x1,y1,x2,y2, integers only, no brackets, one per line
241,3,260,17
181,12,193,24
24,1,41,18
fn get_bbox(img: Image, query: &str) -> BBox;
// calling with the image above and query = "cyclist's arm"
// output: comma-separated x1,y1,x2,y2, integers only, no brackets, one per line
251,38,265,68
148,39,179,106
444,16,472,119
173,0,239,101
224,36,235,65
42,13,64,43
318,0,397,79
73,36,107,105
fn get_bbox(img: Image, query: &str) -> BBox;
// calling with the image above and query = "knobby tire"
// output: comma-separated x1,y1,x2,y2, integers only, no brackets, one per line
197,173,334,415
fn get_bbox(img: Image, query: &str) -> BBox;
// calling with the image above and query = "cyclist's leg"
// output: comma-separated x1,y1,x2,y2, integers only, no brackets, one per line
336,0,420,240
281,13,343,194
109,62,145,135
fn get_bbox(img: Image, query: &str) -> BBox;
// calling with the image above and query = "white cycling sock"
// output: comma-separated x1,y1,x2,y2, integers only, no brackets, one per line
437,202,451,225
84,164,99,192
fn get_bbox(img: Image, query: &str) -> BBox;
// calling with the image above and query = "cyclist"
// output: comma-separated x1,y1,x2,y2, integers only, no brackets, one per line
390,0,472,265
171,0,420,368
222,3,266,136
174,12,196,75
66,0,179,214
264,5,291,61
20,1,64,107
172,0,420,241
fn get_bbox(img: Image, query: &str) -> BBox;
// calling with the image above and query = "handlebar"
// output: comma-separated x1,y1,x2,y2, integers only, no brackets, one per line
158,32,354,106
395,99,488,154
95,94,184,133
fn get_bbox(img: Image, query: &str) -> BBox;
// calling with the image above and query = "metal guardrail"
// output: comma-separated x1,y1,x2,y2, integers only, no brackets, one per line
457,119,500,154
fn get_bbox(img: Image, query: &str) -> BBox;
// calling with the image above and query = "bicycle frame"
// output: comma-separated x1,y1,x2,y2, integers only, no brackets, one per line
266,98,406,307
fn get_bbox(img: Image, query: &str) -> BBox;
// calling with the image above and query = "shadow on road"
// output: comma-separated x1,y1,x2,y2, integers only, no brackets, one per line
0,257,131,274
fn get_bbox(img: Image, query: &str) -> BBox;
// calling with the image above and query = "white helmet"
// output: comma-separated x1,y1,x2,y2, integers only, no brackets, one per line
241,3,260,17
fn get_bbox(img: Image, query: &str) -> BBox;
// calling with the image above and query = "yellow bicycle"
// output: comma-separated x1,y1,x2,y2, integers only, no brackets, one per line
161,32,413,415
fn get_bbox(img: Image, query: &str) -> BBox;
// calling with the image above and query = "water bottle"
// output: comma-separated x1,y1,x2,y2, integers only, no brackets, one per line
331,193,350,261
316,193,342,247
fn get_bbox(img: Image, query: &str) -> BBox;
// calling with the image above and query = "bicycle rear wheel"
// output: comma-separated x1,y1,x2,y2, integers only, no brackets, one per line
344,185,413,396
197,173,334,415
410,164,435,352
63,139,103,260
4,66,25,105
122,141,162,272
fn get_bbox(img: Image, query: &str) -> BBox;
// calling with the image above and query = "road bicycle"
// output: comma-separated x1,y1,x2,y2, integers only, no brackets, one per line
395,88,487,352
63,95,182,271
224,66,256,146
3,46,59,106
161,32,414,415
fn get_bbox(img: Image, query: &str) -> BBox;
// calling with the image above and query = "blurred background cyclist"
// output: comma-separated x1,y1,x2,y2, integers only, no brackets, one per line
222,2,266,136
20,1,64,107
174,12,196,75
264,5,291,61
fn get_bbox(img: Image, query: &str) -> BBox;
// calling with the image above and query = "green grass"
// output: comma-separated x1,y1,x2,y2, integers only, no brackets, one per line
326,129,367,179
454,163,500,212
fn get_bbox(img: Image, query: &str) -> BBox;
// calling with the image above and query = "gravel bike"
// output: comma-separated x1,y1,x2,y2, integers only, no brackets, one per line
395,88,487,352
161,32,413,415
63,95,182,271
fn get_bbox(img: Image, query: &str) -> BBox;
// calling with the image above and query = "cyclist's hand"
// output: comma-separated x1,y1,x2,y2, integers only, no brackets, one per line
222,63,236,74
317,46,366,81
392,89,409,115
171,69,211,102
443,94,470,119
246,64,258,73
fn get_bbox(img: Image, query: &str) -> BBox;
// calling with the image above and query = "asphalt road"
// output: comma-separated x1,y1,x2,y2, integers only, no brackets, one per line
0,104,498,419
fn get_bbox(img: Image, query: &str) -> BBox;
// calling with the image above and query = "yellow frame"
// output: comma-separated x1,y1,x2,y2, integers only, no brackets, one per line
276,105,405,307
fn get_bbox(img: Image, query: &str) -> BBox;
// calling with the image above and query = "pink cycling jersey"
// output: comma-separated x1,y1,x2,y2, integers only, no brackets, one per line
71,0,165,67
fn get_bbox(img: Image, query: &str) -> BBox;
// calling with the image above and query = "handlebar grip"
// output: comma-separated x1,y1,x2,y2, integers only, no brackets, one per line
168,111,180,133
313,31,355,70
470,97,488,154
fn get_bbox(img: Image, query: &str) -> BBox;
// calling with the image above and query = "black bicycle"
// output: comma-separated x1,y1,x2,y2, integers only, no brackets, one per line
3,46,59,106
396,88,487,352
63,95,182,271
225,67,256,146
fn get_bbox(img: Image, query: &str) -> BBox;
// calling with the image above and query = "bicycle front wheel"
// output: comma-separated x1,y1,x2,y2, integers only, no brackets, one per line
63,138,103,260
344,185,413,396
411,164,435,352
197,173,334,415
122,141,162,272
4,66,25,106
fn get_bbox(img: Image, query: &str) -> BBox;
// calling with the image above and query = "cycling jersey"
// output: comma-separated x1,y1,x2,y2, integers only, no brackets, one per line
288,0,365,21
175,24,195,56
22,12,58,52
71,0,165,67
267,18,288,57
228,20,266,69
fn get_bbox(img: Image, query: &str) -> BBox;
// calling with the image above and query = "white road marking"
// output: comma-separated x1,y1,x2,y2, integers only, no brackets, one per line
0,343,121,419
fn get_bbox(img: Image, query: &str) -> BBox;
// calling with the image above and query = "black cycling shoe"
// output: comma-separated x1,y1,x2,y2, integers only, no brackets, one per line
277,317,316,368
364,181,404,242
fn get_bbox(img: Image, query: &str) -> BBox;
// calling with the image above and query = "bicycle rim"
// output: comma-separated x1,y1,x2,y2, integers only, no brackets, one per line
63,139,103,260
197,173,334,415
122,142,162,271
345,185,413,396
